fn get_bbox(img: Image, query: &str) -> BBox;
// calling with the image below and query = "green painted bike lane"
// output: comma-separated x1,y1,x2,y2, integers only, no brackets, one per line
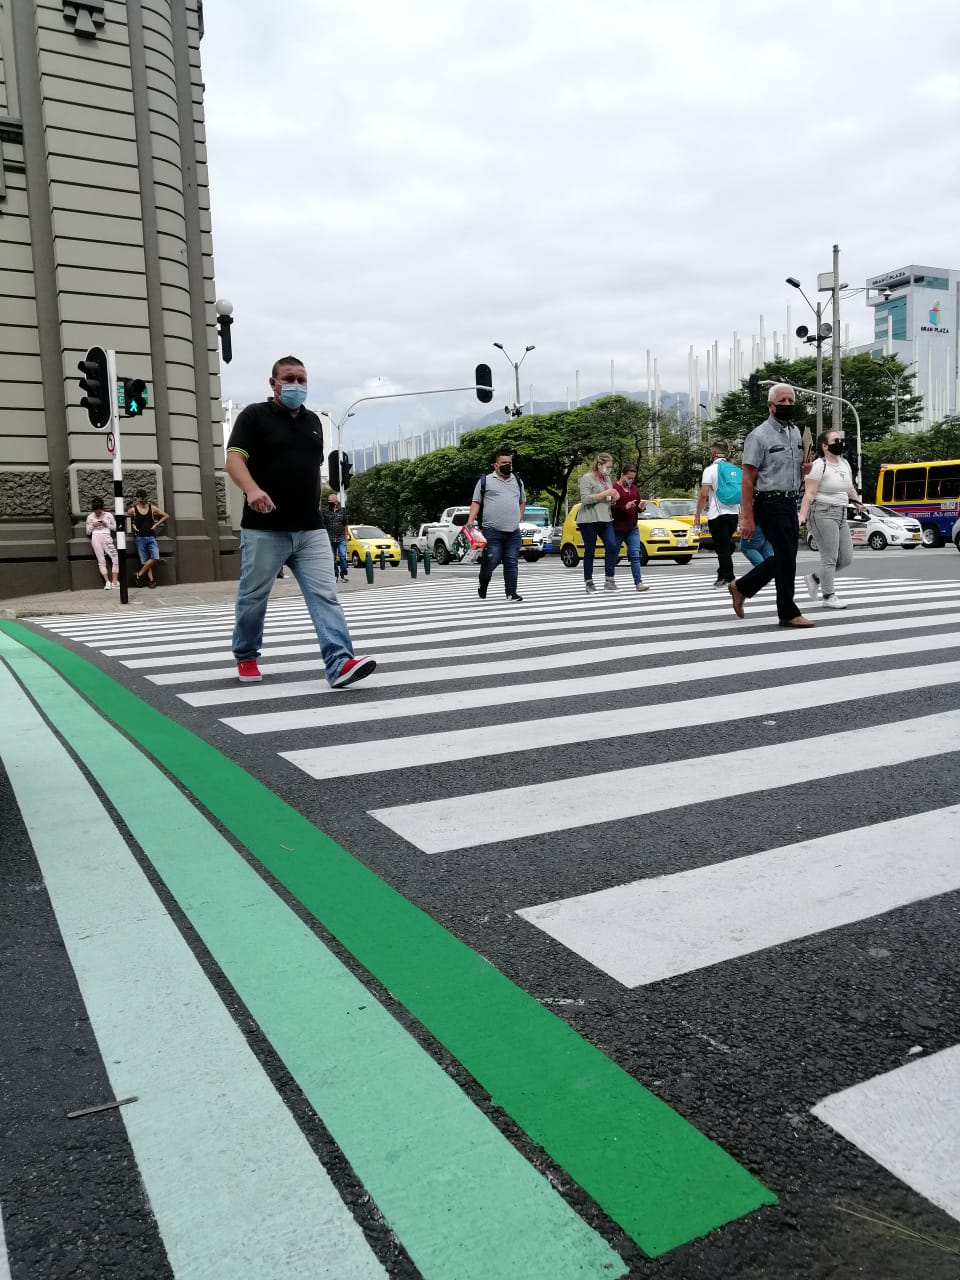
0,621,776,1260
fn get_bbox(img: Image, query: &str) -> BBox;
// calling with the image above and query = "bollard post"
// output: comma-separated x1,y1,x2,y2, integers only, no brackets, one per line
423,548,431,575
379,548,386,571
364,551,374,583
408,547,417,577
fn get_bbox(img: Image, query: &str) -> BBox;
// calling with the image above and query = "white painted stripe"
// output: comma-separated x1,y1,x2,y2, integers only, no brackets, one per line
369,708,960,854
183,609,960,707
516,805,960,986
0,662,386,1279
223,630,960,734
146,592,960,684
282,659,960,780
812,1043,960,1225
0,1202,11,1280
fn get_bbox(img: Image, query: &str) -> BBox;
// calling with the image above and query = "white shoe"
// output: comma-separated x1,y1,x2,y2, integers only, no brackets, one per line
822,593,846,609
805,572,820,601
635,582,650,592
104,582,112,590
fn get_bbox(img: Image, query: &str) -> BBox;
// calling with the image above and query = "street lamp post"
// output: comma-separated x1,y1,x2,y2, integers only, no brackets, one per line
879,360,917,432
786,277,833,434
493,342,535,418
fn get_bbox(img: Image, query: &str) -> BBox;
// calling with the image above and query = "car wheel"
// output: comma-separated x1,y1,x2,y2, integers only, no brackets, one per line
522,552,541,562
673,556,693,565
639,544,650,566
351,551,362,568
806,533,819,552
560,543,580,568
867,531,887,551
921,525,942,548
433,540,450,565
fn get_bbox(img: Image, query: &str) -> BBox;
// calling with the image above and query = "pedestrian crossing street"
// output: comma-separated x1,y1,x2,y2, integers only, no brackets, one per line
33,566,960,1234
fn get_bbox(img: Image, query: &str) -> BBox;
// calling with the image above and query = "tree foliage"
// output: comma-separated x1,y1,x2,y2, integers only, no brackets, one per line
713,354,922,446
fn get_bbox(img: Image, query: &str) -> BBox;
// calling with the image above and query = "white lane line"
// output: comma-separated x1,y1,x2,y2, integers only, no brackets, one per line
146,590,960,684
0,1202,10,1280
223,631,960,734
515,805,960,987
812,1043,960,1225
191,612,960,708
282,660,960,780
369,708,960,854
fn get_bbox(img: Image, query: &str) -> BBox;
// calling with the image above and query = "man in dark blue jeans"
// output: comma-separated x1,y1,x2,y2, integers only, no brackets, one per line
467,450,525,602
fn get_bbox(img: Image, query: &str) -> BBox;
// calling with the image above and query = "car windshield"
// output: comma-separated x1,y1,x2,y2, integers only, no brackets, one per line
657,500,697,516
353,526,387,539
871,506,906,520
523,510,550,527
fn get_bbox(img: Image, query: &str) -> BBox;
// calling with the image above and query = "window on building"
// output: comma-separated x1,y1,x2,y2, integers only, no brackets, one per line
874,298,907,342
893,467,928,501
927,463,960,500
914,276,950,290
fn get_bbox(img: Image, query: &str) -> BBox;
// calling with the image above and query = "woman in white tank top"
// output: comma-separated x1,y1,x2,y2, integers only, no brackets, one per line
798,429,868,608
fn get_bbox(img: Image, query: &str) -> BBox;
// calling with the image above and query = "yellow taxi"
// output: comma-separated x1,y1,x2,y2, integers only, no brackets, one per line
559,503,699,568
649,497,712,546
345,524,402,567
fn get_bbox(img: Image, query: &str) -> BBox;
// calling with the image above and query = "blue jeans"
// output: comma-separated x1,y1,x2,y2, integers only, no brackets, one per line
479,526,521,596
136,535,159,564
739,527,774,567
232,528,355,683
579,520,618,581
332,536,348,578
611,525,642,583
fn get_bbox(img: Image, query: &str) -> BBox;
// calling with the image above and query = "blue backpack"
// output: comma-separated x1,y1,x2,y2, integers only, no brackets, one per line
714,460,743,506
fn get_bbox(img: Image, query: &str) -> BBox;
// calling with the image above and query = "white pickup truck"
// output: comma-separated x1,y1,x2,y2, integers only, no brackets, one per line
408,503,554,564
408,508,471,564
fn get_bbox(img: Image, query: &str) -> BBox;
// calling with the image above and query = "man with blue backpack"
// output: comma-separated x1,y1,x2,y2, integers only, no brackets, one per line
694,440,742,588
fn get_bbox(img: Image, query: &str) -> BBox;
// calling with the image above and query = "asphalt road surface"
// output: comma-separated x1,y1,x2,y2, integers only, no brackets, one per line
2,544,959,1279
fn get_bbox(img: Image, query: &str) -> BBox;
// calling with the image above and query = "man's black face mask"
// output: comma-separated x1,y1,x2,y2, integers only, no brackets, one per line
772,403,795,422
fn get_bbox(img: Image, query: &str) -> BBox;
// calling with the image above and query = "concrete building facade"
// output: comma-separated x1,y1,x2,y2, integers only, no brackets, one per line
0,0,236,597
861,264,960,431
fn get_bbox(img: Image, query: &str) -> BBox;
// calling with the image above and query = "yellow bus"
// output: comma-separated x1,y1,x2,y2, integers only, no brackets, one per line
875,460,960,546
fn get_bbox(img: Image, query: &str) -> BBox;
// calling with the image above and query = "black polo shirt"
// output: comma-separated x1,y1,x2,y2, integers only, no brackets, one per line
227,399,325,531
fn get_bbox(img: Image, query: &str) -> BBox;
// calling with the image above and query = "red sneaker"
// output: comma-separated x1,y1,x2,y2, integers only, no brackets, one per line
331,655,376,689
237,659,262,683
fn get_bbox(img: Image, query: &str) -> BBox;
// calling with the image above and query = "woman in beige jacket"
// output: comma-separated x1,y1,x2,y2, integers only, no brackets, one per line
576,452,620,592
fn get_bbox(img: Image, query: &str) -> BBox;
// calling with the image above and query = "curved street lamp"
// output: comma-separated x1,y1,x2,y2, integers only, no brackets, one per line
493,342,535,418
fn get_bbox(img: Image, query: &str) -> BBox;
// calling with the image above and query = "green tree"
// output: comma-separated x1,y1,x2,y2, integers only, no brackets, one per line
713,354,921,446
342,460,419,539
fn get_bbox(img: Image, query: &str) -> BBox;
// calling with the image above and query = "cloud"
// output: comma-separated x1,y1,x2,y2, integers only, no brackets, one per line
202,0,960,447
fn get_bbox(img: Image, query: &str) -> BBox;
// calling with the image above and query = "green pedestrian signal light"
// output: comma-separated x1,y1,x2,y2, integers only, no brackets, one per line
124,378,149,417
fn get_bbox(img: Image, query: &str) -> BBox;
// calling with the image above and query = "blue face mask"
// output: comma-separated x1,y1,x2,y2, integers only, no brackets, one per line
279,383,307,410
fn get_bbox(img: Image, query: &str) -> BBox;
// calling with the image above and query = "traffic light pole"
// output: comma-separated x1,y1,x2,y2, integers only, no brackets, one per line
105,348,129,604
331,380,495,503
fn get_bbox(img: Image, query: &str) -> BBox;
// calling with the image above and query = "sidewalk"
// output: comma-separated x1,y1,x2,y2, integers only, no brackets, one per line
0,563,430,619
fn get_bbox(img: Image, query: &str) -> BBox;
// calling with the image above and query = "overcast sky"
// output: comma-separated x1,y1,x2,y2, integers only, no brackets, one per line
201,0,960,449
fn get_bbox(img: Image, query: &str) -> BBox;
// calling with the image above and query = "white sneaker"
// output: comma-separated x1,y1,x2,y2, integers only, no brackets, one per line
104,582,112,590
822,593,846,609
635,582,650,592
805,572,820,601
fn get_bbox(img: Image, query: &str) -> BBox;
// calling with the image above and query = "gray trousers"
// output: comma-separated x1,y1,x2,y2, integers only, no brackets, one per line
808,501,852,596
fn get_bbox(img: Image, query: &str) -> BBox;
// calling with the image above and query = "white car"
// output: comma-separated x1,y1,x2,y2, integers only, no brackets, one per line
807,505,921,552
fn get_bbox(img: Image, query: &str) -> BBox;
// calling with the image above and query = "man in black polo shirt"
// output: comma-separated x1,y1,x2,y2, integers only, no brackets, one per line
225,355,376,687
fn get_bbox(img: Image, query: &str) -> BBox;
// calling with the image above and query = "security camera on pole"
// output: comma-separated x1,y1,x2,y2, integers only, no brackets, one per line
492,342,535,418
786,276,833,434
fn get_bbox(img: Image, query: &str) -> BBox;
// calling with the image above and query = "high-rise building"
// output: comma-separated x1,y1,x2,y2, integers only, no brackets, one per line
862,264,960,430
0,0,236,596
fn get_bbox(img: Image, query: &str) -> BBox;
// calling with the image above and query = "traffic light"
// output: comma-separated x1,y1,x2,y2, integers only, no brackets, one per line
124,378,148,417
475,363,493,403
341,453,353,489
327,450,340,490
512,405,523,418
747,372,762,406
78,346,110,428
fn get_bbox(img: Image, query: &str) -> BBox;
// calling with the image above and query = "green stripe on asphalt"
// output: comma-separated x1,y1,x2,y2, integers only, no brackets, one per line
0,655,387,1280
1,621,776,1257
0,631,624,1280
